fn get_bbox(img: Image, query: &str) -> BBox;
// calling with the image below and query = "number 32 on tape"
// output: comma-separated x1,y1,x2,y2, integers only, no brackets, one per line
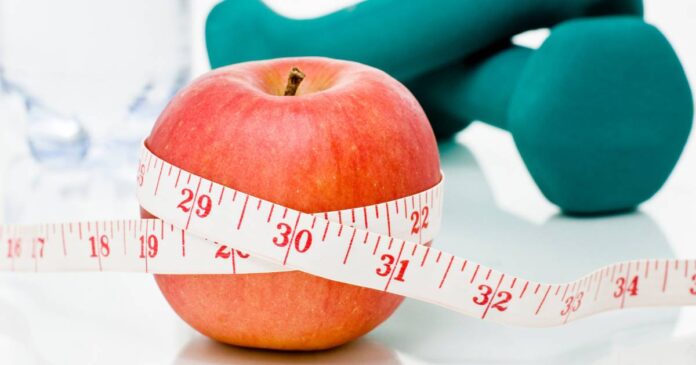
1,143,695,328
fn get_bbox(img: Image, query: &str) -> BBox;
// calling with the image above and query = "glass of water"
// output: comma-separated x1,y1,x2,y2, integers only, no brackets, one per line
0,0,191,222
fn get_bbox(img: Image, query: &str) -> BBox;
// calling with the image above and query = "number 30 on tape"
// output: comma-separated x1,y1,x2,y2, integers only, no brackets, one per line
1,143,695,327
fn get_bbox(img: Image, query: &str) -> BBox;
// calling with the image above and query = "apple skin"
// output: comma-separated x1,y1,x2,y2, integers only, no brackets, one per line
143,57,440,350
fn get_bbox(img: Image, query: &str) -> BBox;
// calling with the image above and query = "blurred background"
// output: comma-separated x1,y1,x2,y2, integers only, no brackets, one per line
0,0,694,364
0,0,694,224
1,0,694,224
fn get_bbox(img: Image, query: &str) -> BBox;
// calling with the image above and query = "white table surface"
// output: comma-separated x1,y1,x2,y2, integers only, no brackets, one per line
0,1,695,364
1,123,695,365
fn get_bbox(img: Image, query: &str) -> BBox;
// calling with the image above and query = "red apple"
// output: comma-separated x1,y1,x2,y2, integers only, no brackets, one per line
143,57,440,350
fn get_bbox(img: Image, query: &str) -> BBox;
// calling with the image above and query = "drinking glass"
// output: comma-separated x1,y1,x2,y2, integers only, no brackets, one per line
0,0,191,223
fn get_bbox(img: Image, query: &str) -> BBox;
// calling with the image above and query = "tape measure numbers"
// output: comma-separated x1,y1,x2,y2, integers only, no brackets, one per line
1,143,695,327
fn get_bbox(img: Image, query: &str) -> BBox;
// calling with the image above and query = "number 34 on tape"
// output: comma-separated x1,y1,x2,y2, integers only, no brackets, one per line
1,144,696,327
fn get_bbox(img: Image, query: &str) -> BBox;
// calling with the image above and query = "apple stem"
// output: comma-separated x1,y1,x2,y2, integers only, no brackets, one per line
284,67,305,96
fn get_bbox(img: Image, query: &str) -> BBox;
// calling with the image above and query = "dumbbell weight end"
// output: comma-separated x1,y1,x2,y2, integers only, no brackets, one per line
413,17,693,215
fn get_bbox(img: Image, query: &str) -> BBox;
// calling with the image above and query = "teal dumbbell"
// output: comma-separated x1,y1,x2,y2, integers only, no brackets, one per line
206,0,642,81
410,17,693,215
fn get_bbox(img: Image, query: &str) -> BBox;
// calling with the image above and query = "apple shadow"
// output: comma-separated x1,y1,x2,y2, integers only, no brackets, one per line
173,335,401,365
369,140,679,364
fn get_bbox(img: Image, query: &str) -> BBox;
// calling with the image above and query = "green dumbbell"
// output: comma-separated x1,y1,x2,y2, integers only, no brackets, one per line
410,17,693,215
206,0,642,81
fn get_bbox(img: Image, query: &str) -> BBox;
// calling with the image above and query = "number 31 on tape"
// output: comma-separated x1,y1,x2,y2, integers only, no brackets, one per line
1,144,695,328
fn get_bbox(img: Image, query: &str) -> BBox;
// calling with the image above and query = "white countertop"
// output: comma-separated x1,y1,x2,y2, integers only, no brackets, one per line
0,0,695,364
1,122,695,364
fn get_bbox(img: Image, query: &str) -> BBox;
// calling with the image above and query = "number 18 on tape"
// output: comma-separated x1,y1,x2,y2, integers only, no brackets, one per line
1,144,695,327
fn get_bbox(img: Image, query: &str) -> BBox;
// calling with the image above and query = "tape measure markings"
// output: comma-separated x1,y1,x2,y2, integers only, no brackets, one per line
1,144,695,328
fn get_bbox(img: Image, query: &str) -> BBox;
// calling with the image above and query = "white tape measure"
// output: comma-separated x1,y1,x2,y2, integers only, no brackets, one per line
1,144,695,327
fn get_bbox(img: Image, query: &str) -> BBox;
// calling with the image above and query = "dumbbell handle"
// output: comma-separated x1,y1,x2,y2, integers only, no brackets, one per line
206,0,641,81
411,46,533,130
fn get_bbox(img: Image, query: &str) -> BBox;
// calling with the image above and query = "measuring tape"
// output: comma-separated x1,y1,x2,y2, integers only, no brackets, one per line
1,143,695,327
